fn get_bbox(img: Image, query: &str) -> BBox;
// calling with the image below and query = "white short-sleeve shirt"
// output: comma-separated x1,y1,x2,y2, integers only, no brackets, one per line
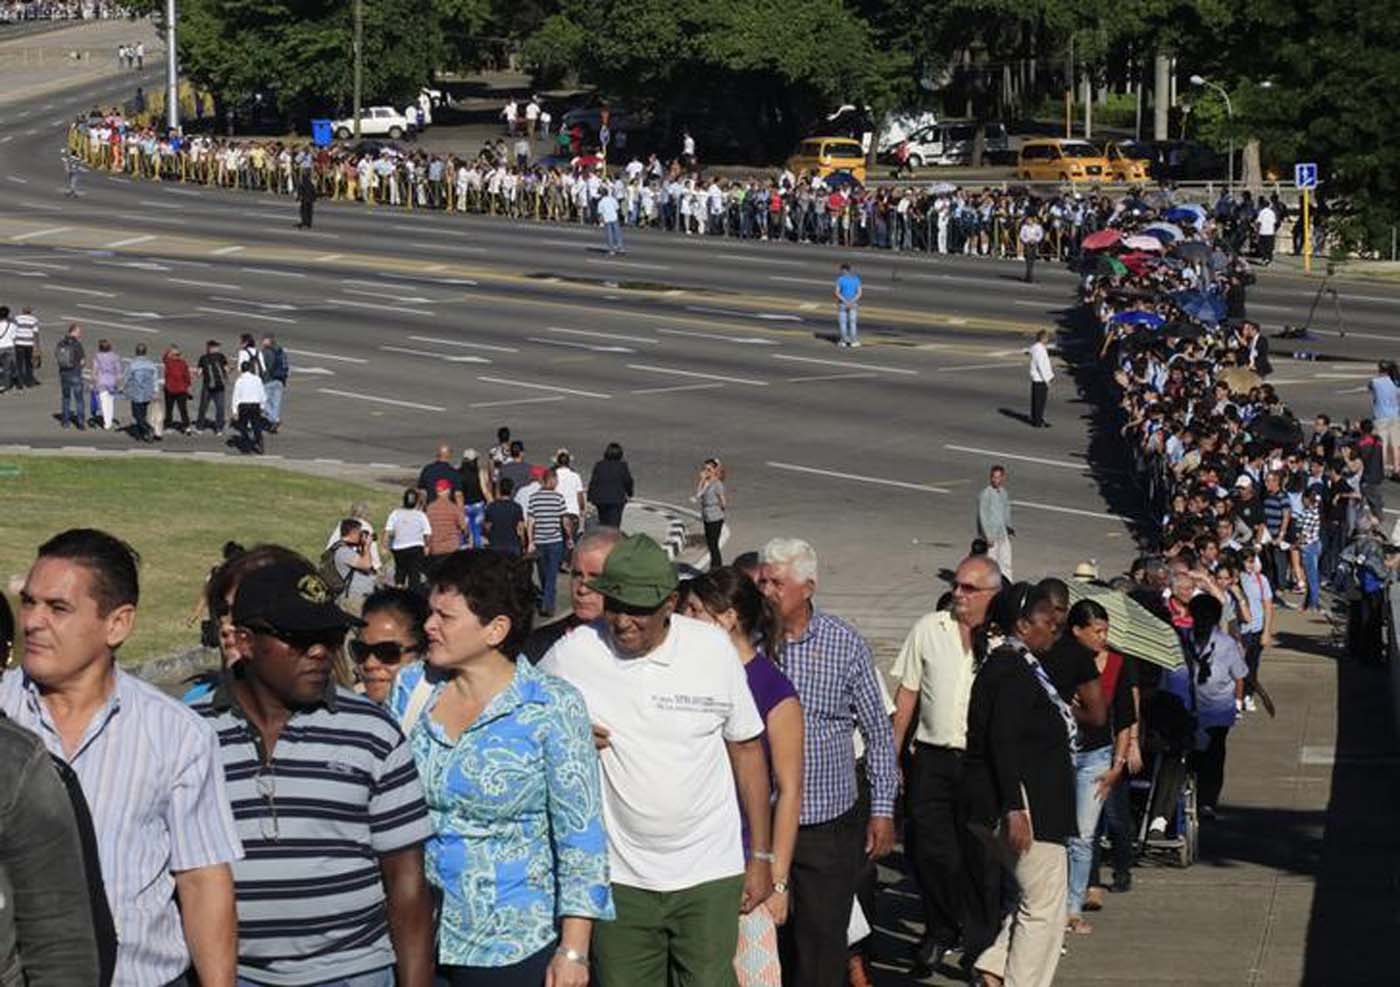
540,615,763,891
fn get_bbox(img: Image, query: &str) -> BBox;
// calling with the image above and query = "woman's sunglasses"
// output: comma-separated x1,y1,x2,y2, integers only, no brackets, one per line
348,640,413,664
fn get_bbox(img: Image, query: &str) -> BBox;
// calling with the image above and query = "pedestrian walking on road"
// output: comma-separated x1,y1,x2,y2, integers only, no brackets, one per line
587,442,634,529
61,147,83,197
598,186,625,255
1029,329,1054,428
977,465,1014,578
1020,213,1045,283
834,263,862,348
296,168,317,229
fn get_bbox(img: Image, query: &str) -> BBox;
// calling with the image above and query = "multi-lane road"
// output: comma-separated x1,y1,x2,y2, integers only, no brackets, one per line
3,67,1398,643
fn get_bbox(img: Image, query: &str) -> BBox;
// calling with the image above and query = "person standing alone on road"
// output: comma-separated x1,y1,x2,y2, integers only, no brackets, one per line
977,465,1014,579
834,263,862,348
1029,329,1054,428
296,167,317,229
599,185,625,255
1020,213,1045,284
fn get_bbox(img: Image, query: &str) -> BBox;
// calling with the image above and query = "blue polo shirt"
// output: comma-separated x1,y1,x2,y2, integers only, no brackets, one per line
836,271,861,302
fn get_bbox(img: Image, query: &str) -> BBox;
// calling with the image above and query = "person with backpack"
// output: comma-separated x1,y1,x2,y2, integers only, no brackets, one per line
196,339,229,434
259,334,290,434
55,323,86,430
326,519,377,616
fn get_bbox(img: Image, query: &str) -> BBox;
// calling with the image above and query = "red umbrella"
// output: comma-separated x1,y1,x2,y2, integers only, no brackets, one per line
1080,228,1122,251
1119,251,1158,275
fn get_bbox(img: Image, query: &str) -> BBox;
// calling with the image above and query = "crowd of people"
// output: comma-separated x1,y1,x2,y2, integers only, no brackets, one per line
0,1,129,21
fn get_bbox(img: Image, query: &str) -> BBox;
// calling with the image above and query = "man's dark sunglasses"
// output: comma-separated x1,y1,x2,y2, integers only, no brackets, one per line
248,623,346,653
348,639,412,664
602,597,665,618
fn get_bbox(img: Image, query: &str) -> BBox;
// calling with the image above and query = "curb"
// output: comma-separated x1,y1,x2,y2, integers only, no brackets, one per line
630,499,693,560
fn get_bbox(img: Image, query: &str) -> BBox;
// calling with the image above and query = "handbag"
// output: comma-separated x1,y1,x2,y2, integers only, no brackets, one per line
735,906,782,987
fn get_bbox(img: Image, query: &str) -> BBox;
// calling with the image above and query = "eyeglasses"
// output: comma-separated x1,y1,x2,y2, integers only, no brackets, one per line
348,639,412,664
255,763,279,842
250,624,346,653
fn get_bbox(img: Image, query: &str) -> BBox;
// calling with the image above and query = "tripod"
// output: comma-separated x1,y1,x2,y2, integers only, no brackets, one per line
1301,264,1346,338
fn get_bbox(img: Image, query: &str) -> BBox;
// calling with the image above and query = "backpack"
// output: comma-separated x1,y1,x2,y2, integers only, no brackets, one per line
56,336,81,371
318,543,348,598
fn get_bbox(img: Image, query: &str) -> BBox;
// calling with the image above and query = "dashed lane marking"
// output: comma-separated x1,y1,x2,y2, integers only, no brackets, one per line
317,388,445,412
627,363,768,386
476,375,611,400
771,353,917,375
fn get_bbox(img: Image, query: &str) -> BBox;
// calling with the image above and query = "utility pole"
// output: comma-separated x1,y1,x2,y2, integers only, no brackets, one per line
165,0,178,132
352,0,363,139
1153,51,1169,140
1065,34,1074,139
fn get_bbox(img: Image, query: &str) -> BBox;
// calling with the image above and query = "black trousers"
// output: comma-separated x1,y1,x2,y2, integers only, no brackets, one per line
1348,590,1386,664
905,744,967,946
595,502,624,529
780,805,862,987
1030,380,1049,426
14,345,35,386
393,546,426,590
164,391,189,429
1023,252,1037,283
1188,726,1230,810
236,402,263,451
703,519,724,569
299,199,314,228
197,386,225,430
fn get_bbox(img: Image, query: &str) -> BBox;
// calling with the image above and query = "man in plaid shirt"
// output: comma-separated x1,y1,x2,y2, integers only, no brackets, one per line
758,538,898,987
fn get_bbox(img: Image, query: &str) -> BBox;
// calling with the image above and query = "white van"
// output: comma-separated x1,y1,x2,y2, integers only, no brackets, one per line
900,121,1009,167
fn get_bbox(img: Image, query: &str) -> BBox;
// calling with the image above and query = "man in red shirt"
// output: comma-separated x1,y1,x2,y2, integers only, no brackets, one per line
162,345,192,434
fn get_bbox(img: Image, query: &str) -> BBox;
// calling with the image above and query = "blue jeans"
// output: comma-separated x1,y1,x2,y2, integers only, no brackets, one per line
263,379,285,424
604,220,624,253
1301,539,1321,609
838,302,858,343
60,370,84,427
238,966,392,987
535,540,565,613
1067,745,1113,916
465,502,485,548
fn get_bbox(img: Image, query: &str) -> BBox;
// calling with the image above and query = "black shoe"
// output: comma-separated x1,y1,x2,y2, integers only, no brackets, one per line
1112,871,1132,893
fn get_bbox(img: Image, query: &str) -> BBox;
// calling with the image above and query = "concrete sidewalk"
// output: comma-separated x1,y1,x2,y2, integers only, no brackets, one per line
866,605,1400,986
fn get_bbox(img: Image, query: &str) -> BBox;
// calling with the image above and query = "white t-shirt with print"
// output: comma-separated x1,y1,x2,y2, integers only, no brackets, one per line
540,615,763,891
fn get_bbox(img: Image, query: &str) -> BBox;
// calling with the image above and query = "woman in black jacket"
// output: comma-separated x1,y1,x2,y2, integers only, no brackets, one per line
587,442,634,528
963,582,1076,987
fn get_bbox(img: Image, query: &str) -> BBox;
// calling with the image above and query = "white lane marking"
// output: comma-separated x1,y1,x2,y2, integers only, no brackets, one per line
382,272,478,287
103,234,156,248
324,298,435,317
168,277,239,291
241,267,306,278
585,258,672,271
285,348,368,364
95,260,170,272
409,335,518,354
1013,300,1055,308
137,200,183,210
0,137,13,144
342,279,405,290
318,388,446,412
423,264,447,272
756,313,803,321
196,305,295,324
6,176,28,185
1335,386,1368,395
380,345,490,364
107,176,131,184
10,226,72,241
76,303,163,319
390,224,469,237
943,443,1087,470
769,461,951,494
548,326,656,344
1011,499,1122,521
43,284,114,297
210,245,245,255
477,375,612,399
708,253,805,267
656,328,779,346
632,382,727,395
785,372,878,383
293,366,336,376
59,313,157,335
936,361,1022,372
468,395,568,409
265,227,342,239
0,267,46,278
771,353,917,375
209,296,296,311
1311,372,1376,380
529,337,635,353
344,288,440,304
771,275,886,291
315,253,344,262
0,258,69,270
162,188,202,197
116,213,189,225
627,363,767,386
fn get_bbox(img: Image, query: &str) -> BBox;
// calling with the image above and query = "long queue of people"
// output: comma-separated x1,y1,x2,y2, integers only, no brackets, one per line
64,110,1301,265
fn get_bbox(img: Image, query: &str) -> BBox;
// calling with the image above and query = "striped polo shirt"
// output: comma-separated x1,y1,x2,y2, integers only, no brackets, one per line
194,684,432,986
528,488,568,544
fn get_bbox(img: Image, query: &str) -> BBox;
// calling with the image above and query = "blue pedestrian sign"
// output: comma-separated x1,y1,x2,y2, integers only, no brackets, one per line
1294,162,1318,189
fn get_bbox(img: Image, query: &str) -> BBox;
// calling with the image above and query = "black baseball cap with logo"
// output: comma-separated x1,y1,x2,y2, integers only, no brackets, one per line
232,561,361,634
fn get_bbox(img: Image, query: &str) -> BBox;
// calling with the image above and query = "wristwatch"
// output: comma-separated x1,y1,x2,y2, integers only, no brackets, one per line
772,880,789,895
556,946,587,966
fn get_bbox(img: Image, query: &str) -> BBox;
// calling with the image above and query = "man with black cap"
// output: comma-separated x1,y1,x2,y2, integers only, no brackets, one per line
540,533,774,986
194,556,435,987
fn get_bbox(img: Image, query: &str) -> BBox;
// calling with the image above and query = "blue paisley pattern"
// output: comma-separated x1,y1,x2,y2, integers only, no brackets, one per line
389,659,614,967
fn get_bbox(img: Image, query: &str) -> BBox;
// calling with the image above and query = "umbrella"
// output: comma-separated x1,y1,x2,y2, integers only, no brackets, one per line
1081,229,1122,251
1251,413,1304,447
1119,251,1159,275
1140,228,1175,244
1172,240,1211,262
928,181,958,195
1166,204,1207,224
1109,310,1166,328
1123,234,1166,252
1096,254,1129,277
1173,290,1228,323
1218,366,1262,393
1065,580,1185,670
1143,221,1185,241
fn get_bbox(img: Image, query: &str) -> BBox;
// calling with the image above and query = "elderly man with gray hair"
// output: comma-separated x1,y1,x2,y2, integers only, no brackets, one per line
523,526,623,662
756,537,898,987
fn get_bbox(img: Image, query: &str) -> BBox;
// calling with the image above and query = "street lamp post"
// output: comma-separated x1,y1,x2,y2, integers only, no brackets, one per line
352,0,363,139
165,0,178,132
1189,74,1232,191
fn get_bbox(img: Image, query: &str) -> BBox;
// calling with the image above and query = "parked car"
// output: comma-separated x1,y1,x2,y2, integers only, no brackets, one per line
878,110,940,153
1101,140,1154,182
1017,138,1110,182
332,106,413,140
786,136,867,183
895,121,1009,167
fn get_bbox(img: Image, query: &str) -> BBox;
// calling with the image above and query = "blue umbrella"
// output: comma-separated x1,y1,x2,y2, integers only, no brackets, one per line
1141,228,1176,244
1109,310,1166,328
1165,205,1207,224
1172,290,1228,323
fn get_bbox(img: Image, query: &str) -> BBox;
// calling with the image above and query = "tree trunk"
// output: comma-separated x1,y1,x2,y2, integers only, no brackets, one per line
1241,138,1263,194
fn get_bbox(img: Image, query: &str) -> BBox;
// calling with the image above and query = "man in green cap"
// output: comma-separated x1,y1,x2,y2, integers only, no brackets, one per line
540,534,774,986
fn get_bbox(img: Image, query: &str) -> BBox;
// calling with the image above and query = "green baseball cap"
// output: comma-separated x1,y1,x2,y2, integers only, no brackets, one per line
586,534,678,609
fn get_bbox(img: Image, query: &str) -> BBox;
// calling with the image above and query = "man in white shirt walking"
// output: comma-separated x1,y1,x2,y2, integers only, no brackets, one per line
1255,201,1278,265
976,466,1014,578
1028,329,1054,428
598,187,625,255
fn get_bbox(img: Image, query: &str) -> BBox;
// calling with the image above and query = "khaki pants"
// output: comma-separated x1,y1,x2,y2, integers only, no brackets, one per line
975,840,1067,987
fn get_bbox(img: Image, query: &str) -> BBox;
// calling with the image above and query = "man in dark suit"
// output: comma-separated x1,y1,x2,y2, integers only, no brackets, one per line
296,168,317,229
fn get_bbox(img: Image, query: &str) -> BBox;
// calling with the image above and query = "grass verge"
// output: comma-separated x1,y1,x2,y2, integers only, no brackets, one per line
0,456,394,663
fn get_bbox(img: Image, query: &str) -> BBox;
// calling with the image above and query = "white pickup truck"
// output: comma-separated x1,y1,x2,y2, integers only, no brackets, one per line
332,106,413,140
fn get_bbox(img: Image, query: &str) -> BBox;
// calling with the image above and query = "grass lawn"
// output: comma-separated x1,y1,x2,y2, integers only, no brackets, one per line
0,456,396,663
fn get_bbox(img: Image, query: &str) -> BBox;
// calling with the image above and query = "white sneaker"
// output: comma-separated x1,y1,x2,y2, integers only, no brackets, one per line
850,339,862,348
1244,695,1257,713
1148,815,1168,836
1236,698,1245,714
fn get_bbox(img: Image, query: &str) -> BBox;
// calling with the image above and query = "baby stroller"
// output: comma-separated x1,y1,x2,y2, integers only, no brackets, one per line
1131,686,1201,867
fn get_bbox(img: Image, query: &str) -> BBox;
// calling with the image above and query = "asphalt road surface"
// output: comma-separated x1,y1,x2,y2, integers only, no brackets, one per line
3,69,1399,649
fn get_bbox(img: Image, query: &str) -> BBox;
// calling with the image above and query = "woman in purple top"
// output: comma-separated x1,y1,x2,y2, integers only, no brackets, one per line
91,338,122,429
681,566,803,928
